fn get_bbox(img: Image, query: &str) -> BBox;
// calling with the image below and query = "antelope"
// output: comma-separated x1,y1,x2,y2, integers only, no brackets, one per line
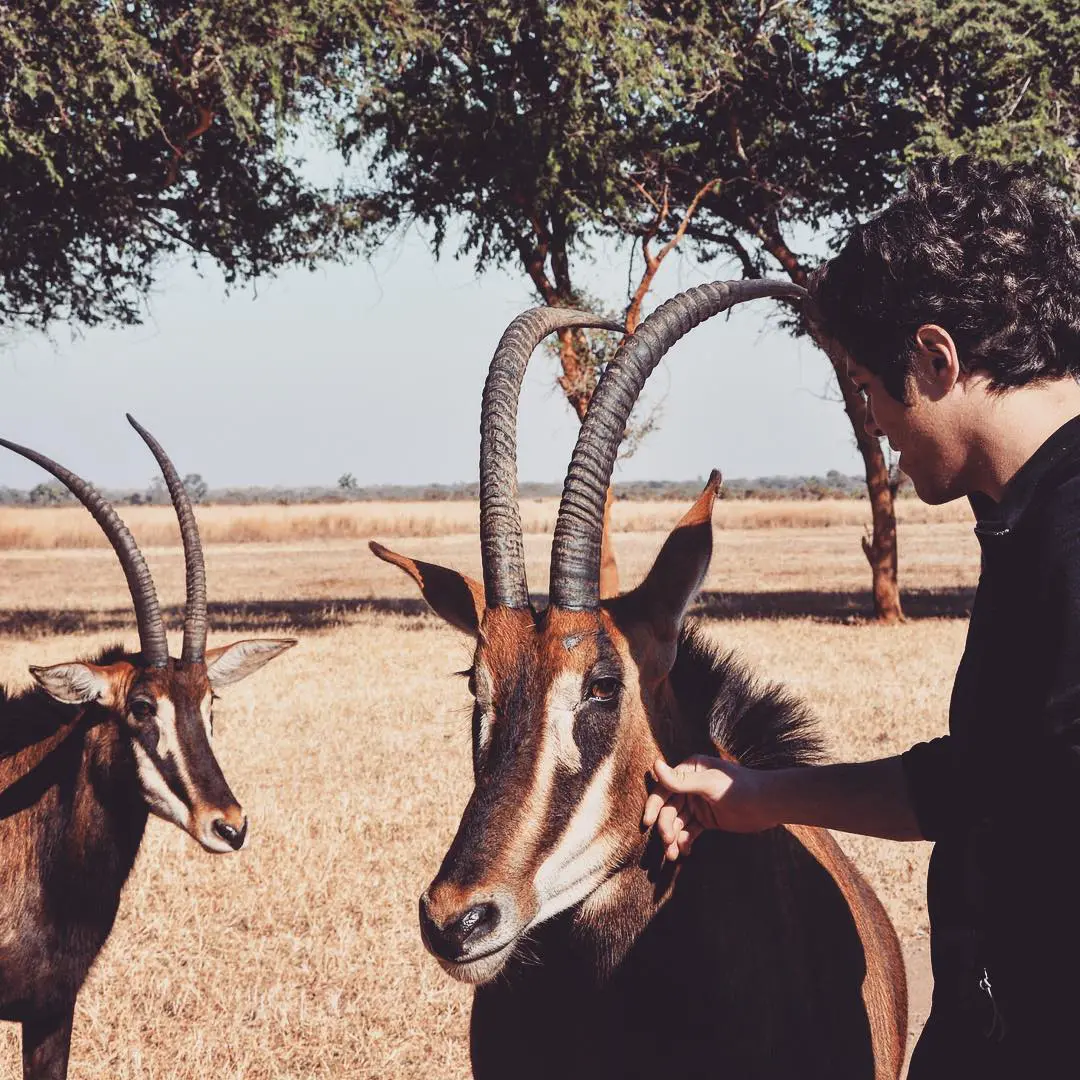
0,416,294,1080
371,283,907,1079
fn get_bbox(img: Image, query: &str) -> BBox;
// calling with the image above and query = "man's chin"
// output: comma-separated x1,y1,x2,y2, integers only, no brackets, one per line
909,474,967,506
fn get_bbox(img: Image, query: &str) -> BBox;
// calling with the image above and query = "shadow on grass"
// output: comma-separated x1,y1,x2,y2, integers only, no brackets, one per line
693,586,975,622
0,586,975,638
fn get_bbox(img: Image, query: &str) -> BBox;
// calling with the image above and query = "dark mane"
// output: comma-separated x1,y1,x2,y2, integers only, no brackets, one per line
669,622,824,769
0,643,134,759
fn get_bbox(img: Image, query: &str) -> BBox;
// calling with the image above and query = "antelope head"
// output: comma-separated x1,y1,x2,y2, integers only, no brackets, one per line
0,417,294,853
372,282,805,983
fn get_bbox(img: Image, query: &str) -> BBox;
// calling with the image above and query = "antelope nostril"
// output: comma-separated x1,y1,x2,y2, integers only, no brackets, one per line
419,896,502,962
457,902,499,942
212,817,248,851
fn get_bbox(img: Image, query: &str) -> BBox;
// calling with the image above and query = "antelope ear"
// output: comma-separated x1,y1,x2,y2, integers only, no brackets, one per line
31,662,117,706
608,471,720,680
205,639,297,689
369,540,484,636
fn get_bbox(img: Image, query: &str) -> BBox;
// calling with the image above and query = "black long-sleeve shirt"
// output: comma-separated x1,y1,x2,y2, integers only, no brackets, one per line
902,413,1080,1042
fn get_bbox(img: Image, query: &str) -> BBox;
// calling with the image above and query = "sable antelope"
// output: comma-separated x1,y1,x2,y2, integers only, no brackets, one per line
0,417,294,1080
372,285,907,1079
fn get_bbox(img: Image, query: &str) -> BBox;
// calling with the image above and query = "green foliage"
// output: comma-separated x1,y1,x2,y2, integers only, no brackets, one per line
0,0,394,330
347,0,1079,304
840,0,1079,190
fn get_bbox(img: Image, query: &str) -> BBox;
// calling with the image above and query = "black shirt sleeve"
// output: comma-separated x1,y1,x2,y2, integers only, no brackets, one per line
901,735,964,841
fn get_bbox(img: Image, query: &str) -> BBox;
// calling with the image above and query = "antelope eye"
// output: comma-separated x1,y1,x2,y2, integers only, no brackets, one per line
129,698,156,723
586,677,621,703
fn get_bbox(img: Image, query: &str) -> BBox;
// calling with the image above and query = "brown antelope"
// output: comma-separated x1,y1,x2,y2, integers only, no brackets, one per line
0,416,294,1080
371,284,907,1079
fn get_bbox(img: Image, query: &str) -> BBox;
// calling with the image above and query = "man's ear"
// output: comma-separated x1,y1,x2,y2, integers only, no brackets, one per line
369,541,484,636
30,661,123,706
205,639,296,689
913,324,961,396
607,471,719,682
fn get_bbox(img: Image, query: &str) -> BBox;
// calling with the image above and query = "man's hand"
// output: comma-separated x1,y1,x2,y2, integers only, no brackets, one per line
642,754,778,862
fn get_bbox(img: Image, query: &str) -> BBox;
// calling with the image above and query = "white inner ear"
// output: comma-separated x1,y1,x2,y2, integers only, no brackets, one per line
206,639,294,689
30,663,110,705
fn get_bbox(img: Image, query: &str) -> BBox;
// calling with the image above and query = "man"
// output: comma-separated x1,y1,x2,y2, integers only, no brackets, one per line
643,156,1080,1077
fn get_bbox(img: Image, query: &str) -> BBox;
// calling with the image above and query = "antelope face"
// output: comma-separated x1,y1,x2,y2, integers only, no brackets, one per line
424,607,654,982
372,479,716,983
31,638,295,853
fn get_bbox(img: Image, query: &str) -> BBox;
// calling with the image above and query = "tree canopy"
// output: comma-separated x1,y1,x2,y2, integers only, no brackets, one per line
344,0,1079,618
0,0,395,330
3,1,1077,615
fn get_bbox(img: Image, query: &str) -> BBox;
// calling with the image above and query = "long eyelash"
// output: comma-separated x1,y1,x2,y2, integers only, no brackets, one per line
453,668,474,680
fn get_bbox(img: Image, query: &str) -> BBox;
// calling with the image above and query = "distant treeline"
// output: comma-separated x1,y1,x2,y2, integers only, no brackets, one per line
0,470,911,507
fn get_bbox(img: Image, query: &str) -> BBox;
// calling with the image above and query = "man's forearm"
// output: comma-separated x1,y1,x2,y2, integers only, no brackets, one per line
759,756,924,841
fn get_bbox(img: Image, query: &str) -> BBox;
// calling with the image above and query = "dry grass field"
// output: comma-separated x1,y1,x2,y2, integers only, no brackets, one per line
0,499,983,1078
0,496,972,551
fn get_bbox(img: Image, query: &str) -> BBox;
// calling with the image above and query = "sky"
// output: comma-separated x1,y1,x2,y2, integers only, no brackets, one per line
0,228,866,492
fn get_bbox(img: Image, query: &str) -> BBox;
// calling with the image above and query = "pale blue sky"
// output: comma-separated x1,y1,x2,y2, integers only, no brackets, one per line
0,228,865,491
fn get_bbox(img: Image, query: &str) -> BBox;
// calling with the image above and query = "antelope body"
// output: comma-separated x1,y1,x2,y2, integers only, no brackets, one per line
0,418,293,1080
373,283,907,1078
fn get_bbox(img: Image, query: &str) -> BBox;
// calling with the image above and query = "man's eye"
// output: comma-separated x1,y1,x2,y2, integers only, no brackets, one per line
586,677,621,703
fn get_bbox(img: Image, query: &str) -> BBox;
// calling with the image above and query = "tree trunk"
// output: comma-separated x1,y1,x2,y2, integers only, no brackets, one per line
556,326,620,598
520,237,622,599
701,189,905,622
805,313,904,623
861,447,903,623
599,486,619,599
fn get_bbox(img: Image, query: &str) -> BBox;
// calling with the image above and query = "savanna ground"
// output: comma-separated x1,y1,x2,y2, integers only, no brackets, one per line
0,498,979,1078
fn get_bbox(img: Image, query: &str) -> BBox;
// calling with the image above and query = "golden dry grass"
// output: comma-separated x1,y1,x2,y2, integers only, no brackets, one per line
0,495,972,551
0,507,979,1078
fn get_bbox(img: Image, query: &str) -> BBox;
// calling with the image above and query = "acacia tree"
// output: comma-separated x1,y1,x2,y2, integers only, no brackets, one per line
350,0,1079,619
0,0,398,331
653,0,1079,622
349,2,752,596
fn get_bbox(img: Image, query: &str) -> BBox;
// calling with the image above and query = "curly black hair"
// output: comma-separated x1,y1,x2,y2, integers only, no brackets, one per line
811,156,1080,402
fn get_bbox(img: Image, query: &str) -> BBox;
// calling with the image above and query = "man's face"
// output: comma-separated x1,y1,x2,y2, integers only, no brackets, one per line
846,354,970,506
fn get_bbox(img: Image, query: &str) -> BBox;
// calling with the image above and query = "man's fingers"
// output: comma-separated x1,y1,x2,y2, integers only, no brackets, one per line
642,791,665,828
653,757,688,792
677,829,693,857
654,756,714,795
657,801,684,846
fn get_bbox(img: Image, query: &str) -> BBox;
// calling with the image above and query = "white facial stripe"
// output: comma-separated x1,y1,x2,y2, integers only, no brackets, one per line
476,710,494,755
199,692,213,742
532,755,618,925
131,740,191,830
153,698,180,760
138,698,203,823
473,662,495,755
545,670,583,773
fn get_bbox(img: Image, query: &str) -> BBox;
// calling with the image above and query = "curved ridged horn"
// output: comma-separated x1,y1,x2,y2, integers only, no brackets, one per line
549,279,807,610
481,307,623,609
0,435,170,666
126,415,207,664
